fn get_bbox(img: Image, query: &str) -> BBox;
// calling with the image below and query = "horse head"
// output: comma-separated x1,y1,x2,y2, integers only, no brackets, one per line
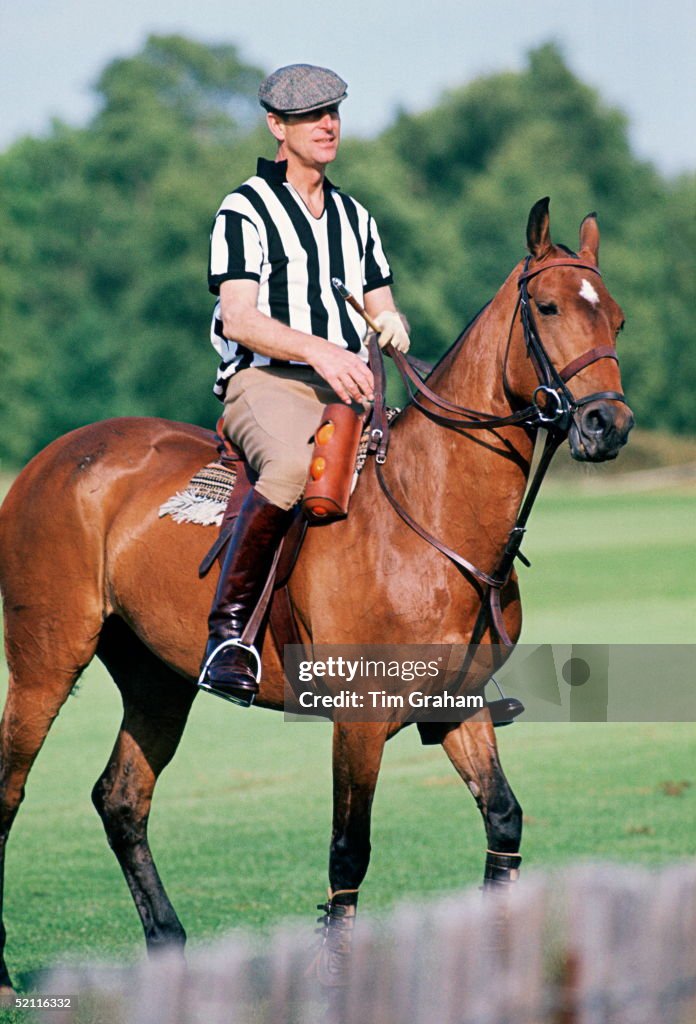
504,197,634,461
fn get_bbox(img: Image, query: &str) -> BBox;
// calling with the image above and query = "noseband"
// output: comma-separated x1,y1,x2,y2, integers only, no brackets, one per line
368,255,631,648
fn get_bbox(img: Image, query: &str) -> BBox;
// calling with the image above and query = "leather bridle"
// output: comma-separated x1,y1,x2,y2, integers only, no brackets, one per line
514,256,626,432
368,255,630,646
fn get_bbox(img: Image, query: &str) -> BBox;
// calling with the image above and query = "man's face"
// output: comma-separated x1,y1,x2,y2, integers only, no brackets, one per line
269,106,341,168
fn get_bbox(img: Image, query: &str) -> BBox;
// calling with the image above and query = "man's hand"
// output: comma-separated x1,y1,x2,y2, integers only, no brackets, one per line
307,340,375,405
373,310,410,353
219,280,373,404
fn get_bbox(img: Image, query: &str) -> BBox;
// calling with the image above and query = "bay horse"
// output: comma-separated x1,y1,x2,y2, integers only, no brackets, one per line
0,199,632,990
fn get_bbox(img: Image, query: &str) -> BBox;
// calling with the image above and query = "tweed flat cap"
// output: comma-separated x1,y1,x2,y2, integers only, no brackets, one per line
259,64,348,115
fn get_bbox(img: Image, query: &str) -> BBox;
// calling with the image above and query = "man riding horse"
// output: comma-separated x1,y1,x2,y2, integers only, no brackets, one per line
199,64,410,707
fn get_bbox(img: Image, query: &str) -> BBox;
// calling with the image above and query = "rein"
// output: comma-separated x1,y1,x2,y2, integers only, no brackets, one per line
368,256,629,646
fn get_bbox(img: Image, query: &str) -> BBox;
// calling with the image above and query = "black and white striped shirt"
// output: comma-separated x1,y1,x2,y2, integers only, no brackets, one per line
208,158,393,400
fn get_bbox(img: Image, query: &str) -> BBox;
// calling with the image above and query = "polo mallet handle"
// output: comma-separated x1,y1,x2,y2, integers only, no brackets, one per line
331,277,382,334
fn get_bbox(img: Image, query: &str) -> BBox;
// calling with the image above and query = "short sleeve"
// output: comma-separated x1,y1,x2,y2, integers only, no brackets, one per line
363,215,393,293
208,211,263,295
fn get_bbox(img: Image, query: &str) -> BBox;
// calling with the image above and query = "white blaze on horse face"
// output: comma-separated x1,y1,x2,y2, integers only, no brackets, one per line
579,278,600,306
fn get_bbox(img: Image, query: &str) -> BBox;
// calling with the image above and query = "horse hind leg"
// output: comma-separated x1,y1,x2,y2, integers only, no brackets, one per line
441,716,523,886
92,617,195,951
0,608,102,991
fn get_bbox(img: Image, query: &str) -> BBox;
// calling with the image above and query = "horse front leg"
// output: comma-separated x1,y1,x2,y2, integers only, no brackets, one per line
442,714,523,888
315,721,388,987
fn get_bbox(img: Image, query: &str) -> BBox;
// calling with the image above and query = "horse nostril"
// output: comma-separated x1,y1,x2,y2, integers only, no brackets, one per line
583,405,610,436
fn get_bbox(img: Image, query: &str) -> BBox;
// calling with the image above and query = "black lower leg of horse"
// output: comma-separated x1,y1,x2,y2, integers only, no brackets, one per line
442,717,523,886
315,723,387,988
328,723,388,899
91,715,188,949
94,618,195,950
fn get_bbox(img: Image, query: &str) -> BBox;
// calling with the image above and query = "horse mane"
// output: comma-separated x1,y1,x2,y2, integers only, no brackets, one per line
420,241,581,389
421,300,492,387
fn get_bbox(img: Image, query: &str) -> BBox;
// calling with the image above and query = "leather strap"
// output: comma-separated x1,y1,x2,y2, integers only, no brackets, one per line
406,388,539,429
198,527,233,578
275,515,307,588
517,259,601,283
489,587,513,648
389,347,535,425
572,389,626,407
367,336,390,462
240,543,283,646
559,345,618,383
375,460,501,590
270,583,304,651
270,584,313,705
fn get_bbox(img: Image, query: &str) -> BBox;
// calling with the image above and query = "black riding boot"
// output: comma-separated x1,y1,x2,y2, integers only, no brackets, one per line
198,489,292,707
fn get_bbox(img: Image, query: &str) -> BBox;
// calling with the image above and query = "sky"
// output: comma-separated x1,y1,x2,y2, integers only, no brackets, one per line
1,0,695,176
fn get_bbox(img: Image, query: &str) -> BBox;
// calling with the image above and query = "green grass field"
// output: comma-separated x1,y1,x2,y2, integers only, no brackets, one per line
520,486,696,643
0,478,694,1000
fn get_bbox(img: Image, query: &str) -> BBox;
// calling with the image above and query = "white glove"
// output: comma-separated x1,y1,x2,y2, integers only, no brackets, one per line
373,310,410,353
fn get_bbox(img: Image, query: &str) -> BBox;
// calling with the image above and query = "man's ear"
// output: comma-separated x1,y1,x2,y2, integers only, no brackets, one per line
266,112,286,144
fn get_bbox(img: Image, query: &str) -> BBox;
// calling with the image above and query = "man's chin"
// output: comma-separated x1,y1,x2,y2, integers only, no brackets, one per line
315,144,338,162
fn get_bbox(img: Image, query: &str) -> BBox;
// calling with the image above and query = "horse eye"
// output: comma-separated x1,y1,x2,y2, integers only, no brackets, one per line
536,301,558,316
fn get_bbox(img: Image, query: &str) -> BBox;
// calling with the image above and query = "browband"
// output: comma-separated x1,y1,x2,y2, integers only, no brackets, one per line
518,259,601,284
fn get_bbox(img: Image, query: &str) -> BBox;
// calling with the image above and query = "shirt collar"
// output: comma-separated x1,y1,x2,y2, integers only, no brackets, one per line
256,157,338,192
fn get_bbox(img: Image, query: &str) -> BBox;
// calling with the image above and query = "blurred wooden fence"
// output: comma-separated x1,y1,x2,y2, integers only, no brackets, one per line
40,862,696,1024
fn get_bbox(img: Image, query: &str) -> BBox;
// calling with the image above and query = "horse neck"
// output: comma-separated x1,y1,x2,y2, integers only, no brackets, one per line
428,267,521,416
382,265,536,574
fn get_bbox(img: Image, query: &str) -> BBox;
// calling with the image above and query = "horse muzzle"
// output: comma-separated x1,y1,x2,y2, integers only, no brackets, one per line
568,400,634,462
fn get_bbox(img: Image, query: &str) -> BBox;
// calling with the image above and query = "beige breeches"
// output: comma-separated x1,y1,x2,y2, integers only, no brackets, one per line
222,365,355,510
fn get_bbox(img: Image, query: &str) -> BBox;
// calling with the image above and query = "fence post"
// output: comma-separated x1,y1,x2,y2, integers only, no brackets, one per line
39,863,696,1024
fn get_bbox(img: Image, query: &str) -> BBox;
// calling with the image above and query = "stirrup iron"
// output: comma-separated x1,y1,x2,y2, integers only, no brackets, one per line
197,638,262,705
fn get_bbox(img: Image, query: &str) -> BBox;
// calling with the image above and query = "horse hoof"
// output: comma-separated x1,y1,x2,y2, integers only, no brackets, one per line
313,901,356,989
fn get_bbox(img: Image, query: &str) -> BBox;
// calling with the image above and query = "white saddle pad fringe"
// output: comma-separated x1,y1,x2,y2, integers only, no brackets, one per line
158,490,226,527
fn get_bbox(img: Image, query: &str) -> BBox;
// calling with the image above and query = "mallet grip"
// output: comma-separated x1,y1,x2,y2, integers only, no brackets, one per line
345,294,381,335
332,277,381,334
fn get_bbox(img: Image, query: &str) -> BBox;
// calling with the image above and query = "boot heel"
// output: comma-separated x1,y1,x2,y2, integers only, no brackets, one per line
197,681,257,707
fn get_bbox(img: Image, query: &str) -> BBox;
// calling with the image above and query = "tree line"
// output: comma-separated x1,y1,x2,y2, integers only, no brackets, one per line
0,36,693,467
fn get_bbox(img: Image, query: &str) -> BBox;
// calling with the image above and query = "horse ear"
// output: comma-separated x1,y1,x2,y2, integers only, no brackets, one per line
579,212,600,264
526,197,552,258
